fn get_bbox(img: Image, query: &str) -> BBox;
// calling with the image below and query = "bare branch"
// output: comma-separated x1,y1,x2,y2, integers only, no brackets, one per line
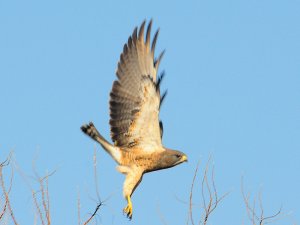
263,206,282,222
83,202,103,225
241,177,286,225
0,197,8,222
0,156,10,167
200,161,207,218
0,161,19,225
32,189,45,225
242,177,257,224
187,156,228,225
81,147,104,225
0,165,9,222
0,157,14,222
31,170,55,225
45,173,51,224
40,178,48,224
201,158,228,225
93,146,101,202
27,154,56,225
187,160,201,225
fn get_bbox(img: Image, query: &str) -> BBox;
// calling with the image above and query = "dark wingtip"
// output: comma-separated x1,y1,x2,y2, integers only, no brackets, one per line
138,20,146,41
154,49,166,70
151,28,160,56
160,90,168,108
132,27,138,43
156,70,165,91
149,18,153,24
146,19,153,47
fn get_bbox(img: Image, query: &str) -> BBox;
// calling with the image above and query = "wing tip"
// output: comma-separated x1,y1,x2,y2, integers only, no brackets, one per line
151,29,160,56
146,19,153,47
138,20,146,42
154,49,166,70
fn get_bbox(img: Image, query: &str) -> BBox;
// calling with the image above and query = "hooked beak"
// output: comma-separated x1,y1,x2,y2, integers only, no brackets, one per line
181,154,188,163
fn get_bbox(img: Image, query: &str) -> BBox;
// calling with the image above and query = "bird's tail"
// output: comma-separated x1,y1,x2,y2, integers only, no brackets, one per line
81,122,121,163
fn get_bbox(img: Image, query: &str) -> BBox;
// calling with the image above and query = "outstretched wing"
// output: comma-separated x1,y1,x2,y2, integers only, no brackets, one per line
109,20,166,152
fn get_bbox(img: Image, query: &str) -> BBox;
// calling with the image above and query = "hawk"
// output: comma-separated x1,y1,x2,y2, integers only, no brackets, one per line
81,20,187,220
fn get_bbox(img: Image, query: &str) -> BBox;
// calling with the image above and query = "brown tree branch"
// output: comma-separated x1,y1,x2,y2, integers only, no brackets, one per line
0,157,19,225
241,177,286,225
187,159,201,225
81,147,104,225
201,158,229,225
186,156,228,225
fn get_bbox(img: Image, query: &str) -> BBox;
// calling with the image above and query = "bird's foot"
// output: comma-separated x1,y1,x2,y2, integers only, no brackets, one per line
123,196,133,220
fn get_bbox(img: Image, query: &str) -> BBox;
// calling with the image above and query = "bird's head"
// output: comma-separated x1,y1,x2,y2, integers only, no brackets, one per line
156,149,188,170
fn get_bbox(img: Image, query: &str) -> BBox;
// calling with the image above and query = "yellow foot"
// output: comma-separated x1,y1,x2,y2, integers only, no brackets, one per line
123,196,133,220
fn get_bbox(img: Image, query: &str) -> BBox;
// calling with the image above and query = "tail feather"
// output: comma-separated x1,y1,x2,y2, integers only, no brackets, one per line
81,122,102,140
81,122,121,163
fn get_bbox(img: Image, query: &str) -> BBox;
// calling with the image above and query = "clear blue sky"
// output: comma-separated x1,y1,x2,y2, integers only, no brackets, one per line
1,0,299,224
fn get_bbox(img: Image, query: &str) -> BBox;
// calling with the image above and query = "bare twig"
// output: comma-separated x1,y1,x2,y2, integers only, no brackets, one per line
0,159,19,225
0,197,8,221
93,147,101,202
32,189,45,225
0,165,9,222
81,147,104,225
29,154,56,225
201,158,229,225
40,178,48,224
187,156,228,225
187,160,201,225
33,171,55,225
45,173,51,224
0,156,11,167
83,202,103,225
241,177,285,225
0,158,12,222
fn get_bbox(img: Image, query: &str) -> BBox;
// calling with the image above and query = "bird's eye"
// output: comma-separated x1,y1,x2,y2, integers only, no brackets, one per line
176,154,181,158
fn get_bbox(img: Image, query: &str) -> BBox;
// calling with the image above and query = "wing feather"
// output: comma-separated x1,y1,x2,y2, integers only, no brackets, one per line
109,20,166,151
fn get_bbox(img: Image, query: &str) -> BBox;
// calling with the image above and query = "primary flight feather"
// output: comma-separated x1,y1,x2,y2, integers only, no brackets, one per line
81,20,187,220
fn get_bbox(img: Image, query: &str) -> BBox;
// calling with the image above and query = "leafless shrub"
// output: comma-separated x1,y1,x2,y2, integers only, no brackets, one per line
0,149,106,225
31,170,54,225
9,153,55,225
187,157,229,225
241,177,288,225
1,152,296,225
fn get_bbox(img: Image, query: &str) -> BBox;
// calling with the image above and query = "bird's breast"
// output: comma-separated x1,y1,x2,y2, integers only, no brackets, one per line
120,150,161,172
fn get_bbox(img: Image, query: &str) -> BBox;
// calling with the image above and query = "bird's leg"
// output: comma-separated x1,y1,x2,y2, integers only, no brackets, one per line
122,169,142,220
123,195,133,220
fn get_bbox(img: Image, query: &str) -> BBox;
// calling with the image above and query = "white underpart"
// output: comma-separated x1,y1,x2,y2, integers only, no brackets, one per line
93,134,122,163
103,145,121,163
116,166,143,197
129,78,163,152
109,146,122,163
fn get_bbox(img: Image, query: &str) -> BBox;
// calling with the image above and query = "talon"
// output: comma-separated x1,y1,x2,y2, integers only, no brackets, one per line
123,195,133,220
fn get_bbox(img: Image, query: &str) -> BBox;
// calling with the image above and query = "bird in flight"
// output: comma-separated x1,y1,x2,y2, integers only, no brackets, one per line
81,20,187,220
